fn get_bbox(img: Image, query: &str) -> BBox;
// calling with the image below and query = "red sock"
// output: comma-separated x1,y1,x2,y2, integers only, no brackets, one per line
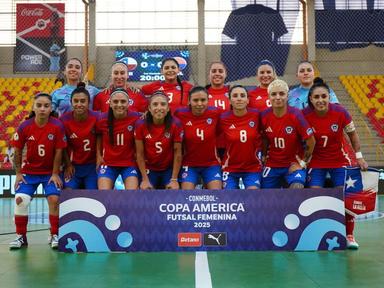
346,214,355,235
49,214,59,235
15,215,28,235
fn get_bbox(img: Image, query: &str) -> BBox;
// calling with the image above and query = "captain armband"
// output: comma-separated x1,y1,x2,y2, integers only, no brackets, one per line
344,121,356,133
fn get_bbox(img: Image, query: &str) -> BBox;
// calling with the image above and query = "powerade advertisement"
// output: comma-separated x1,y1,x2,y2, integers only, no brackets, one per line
14,3,66,73
115,50,190,82
58,189,347,252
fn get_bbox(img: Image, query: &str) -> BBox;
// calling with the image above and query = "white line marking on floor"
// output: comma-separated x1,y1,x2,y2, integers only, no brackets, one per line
195,251,213,288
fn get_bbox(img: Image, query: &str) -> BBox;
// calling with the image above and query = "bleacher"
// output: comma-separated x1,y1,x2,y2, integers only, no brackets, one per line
0,77,62,162
339,75,384,140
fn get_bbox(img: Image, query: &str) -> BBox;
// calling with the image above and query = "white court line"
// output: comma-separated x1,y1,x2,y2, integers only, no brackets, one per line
195,251,213,288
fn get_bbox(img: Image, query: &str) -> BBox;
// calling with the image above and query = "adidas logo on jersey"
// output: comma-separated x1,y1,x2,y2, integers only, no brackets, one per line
186,121,193,126
265,126,273,133
145,134,152,139
229,124,236,129
158,86,164,91
294,173,302,178
214,173,221,178
28,136,35,141
70,133,78,139
256,96,262,100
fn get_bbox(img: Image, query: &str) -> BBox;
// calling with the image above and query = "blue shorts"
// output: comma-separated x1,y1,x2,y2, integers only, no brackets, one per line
307,167,346,187
261,167,306,189
64,163,98,189
16,174,61,196
98,165,139,183
180,165,222,185
148,168,173,188
223,171,261,189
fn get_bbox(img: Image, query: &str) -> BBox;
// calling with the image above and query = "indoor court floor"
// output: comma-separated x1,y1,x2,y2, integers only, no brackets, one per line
0,196,383,288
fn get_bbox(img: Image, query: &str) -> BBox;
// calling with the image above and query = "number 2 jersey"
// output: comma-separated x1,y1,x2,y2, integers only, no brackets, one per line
96,112,141,167
134,119,183,171
303,103,353,168
219,109,262,172
174,107,221,167
60,110,100,165
261,107,313,167
11,117,67,174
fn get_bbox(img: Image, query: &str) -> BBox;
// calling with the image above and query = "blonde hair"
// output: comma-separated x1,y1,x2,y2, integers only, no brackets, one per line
268,79,289,95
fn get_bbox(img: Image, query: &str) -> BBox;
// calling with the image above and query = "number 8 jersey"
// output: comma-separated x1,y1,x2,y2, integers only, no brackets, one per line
11,117,67,174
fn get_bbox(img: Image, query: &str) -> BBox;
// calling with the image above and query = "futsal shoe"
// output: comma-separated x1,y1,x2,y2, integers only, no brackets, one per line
49,234,59,249
346,234,359,250
9,234,28,250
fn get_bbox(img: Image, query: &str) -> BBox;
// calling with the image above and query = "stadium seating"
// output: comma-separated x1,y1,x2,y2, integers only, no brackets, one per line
339,75,384,141
0,77,62,162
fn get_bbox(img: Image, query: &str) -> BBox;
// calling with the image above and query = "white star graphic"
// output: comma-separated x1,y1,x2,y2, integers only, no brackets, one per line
345,176,357,189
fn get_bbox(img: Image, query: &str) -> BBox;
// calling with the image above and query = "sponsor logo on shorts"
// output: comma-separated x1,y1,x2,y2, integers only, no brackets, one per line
178,233,202,247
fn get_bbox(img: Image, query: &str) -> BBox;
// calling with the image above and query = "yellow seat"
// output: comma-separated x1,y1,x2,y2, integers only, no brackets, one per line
6,127,15,134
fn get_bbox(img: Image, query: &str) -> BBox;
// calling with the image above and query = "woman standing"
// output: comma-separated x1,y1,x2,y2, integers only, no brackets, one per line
52,58,100,116
260,79,315,189
174,86,222,190
9,93,67,249
303,78,368,249
96,88,140,190
60,82,99,189
141,58,193,113
135,92,183,189
219,85,262,189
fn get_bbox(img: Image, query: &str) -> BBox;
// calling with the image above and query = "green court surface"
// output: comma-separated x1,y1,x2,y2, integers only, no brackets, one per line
0,197,383,288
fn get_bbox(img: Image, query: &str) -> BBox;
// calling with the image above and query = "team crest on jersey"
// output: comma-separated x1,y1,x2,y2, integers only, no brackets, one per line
207,118,212,125
13,133,19,141
128,125,133,131
129,99,134,106
306,128,314,135
164,132,171,138
331,124,339,132
285,126,293,134
176,86,181,91
249,121,255,128
48,134,54,140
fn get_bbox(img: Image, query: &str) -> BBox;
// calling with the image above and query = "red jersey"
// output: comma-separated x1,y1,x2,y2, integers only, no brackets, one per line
219,109,262,172
174,107,220,167
303,103,353,168
248,87,271,111
96,112,140,167
11,117,67,174
261,107,313,167
134,118,183,171
93,87,148,113
60,110,100,165
141,81,193,113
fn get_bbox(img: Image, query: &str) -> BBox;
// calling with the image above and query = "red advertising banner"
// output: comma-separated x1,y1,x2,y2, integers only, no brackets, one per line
14,3,66,73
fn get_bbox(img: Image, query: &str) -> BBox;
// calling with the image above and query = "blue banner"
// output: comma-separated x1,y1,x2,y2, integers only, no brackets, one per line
58,189,346,252
115,50,190,82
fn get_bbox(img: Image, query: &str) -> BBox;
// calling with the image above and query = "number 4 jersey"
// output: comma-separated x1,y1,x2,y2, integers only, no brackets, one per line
11,117,67,174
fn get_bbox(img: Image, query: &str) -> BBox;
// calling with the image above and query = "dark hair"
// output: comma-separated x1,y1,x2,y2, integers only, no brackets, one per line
27,93,57,119
56,58,83,85
256,59,276,75
146,91,173,133
206,61,228,90
188,86,208,101
228,85,248,99
297,60,313,71
70,82,90,103
107,88,130,145
161,58,184,105
307,77,331,109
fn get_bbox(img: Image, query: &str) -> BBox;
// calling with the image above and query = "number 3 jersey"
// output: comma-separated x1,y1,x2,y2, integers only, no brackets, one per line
134,119,183,171
60,110,100,165
303,103,353,168
11,117,67,174
260,107,313,167
219,109,262,172
174,107,221,167
96,112,141,167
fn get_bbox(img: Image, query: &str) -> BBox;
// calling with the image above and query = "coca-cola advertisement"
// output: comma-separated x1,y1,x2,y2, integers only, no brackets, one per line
14,3,66,73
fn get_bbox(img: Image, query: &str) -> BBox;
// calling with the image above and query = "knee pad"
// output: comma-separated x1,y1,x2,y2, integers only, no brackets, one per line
14,193,31,216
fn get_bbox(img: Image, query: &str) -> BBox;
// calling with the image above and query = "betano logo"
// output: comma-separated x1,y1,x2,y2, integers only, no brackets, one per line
177,232,202,247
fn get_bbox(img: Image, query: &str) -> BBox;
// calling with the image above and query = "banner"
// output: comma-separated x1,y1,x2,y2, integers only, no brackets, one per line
14,3,66,73
115,50,190,82
59,188,346,252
